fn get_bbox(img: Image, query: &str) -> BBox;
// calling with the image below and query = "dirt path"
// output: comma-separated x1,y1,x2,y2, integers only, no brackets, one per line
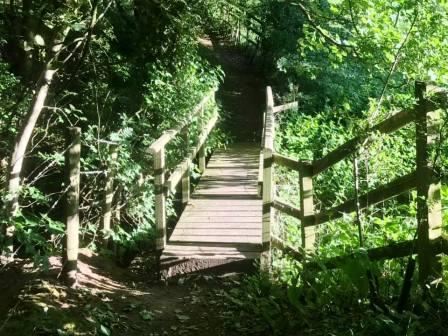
0,249,238,336
199,37,265,143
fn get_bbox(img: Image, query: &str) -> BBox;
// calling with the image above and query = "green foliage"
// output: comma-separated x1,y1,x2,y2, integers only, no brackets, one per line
0,61,26,165
0,0,447,333
0,0,228,264
223,267,448,335
13,212,65,267
215,0,448,334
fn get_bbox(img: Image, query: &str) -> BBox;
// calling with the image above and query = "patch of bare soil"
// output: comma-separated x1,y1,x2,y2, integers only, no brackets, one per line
0,249,237,336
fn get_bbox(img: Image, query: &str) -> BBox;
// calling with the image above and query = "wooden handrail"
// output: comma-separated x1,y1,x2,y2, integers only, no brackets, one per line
257,168,417,228
311,171,418,226
273,101,298,114
149,89,216,154
272,199,301,219
282,237,447,272
272,152,310,172
271,235,304,260
427,84,448,107
261,86,275,270
246,23,262,37
312,94,447,176
264,87,275,151
166,159,189,195
151,89,218,252
165,112,219,194
312,107,416,175
258,150,263,196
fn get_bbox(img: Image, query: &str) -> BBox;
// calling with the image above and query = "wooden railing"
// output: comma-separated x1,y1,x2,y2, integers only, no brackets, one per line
221,4,263,60
260,83,448,286
230,11,262,49
149,89,219,252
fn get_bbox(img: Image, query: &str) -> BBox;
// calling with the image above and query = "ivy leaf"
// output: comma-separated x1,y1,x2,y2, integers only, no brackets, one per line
176,314,190,322
34,34,45,46
99,325,111,336
139,309,154,321
71,22,86,32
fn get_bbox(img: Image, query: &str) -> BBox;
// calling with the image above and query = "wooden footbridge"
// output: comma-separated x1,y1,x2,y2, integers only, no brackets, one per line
150,83,448,285
165,143,262,259
148,89,269,275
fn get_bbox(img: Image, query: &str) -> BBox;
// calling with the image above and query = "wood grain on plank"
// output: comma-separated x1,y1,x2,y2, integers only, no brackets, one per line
163,143,263,260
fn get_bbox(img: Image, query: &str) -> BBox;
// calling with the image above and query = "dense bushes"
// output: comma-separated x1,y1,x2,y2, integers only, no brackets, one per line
0,0,225,264
220,0,448,334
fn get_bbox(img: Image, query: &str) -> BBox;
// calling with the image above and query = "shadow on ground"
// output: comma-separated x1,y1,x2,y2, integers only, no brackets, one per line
0,248,245,336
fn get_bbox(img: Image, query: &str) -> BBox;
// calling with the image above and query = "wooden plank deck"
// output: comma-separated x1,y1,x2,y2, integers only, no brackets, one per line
163,143,262,261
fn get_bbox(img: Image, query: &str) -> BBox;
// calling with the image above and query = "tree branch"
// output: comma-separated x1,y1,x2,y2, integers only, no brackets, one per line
369,9,418,124
287,0,357,50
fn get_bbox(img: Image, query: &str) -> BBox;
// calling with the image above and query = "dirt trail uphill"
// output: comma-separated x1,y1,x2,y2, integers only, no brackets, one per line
199,37,265,143
0,39,265,336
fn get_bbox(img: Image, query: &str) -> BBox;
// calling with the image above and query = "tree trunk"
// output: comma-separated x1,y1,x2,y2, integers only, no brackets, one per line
63,127,81,288
101,144,118,247
2,67,56,257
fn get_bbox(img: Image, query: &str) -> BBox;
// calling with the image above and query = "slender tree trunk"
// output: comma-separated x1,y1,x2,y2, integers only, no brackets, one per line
101,144,118,247
63,127,81,288
2,66,56,257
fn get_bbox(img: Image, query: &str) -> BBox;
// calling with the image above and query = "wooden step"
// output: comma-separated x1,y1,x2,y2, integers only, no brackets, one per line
163,244,261,259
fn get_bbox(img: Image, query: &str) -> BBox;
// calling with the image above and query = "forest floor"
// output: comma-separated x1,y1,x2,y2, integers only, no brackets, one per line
0,37,265,336
0,249,240,336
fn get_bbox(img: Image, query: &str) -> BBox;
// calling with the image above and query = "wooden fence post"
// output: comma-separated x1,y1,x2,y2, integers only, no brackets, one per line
415,81,443,287
181,125,190,206
258,111,266,198
299,164,316,252
198,105,207,173
114,185,123,228
101,144,118,246
261,86,275,271
64,127,81,287
154,147,166,251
